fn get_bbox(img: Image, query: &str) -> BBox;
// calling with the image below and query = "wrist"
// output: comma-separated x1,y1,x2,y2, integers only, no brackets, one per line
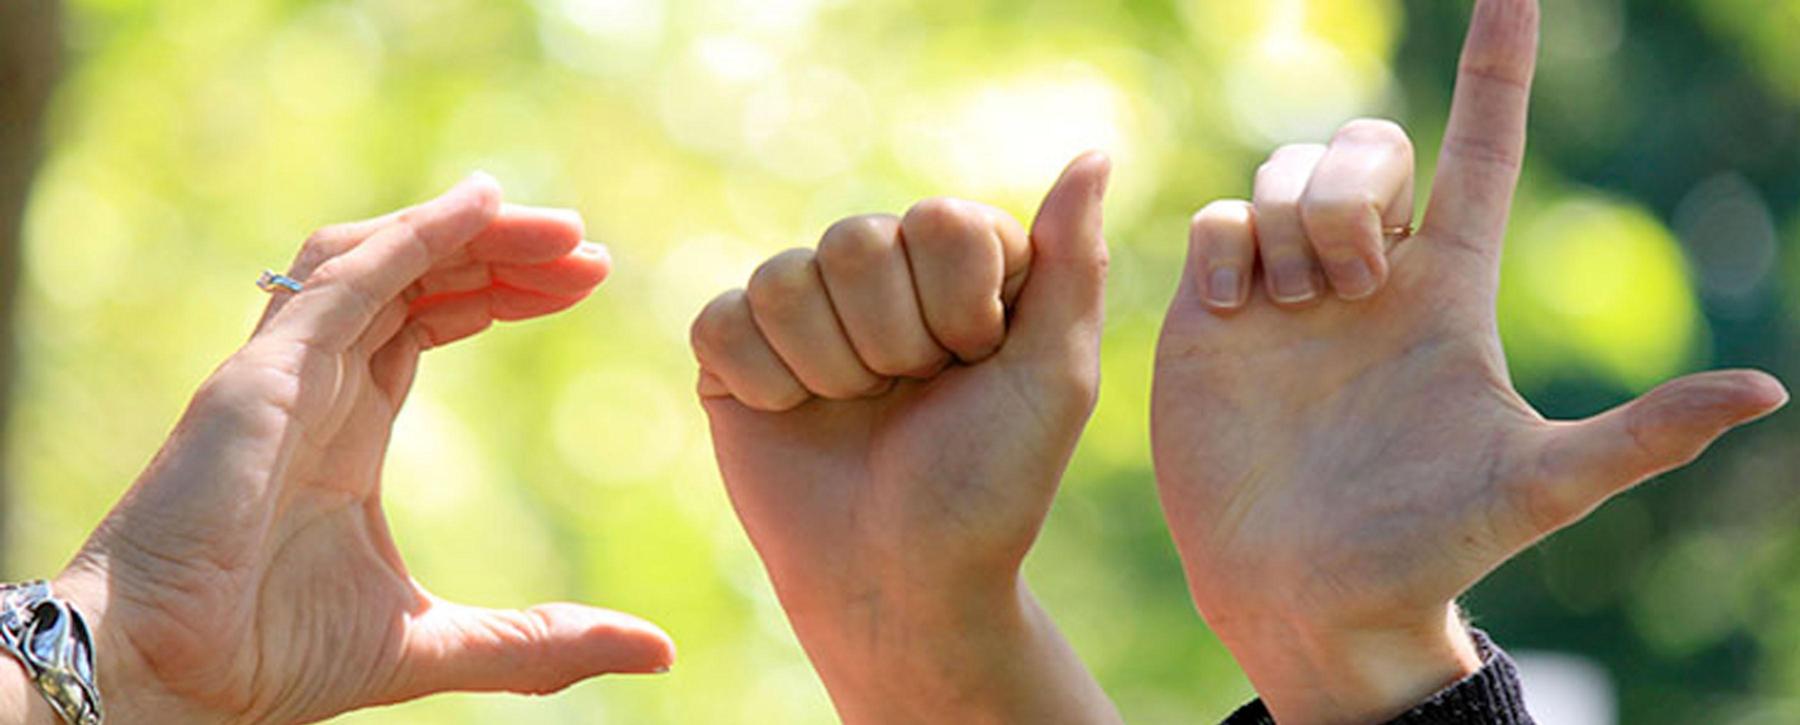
785,573,1027,691
1,654,61,724
49,562,166,724
786,575,1115,724
1212,603,1482,725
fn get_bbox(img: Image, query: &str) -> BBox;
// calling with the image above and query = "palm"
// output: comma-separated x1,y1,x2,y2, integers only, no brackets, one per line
1155,241,1541,627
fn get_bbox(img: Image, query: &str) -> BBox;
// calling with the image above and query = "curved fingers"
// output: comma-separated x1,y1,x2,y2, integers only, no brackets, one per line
1188,201,1257,311
265,174,503,351
691,290,809,412
1300,119,1416,300
815,214,950,378
900,197,1031,362
745,249,886,400
1252,144,1328,306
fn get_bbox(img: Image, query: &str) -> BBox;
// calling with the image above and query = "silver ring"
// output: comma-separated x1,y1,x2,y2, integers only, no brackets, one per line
257,270,304,294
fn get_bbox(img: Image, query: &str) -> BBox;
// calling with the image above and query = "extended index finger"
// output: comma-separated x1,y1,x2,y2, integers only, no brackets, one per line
1420,0,1540,255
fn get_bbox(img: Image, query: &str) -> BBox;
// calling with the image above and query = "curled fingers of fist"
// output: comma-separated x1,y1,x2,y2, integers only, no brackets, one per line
900,197,1031,362
694,201,1029,410
692,290,810,412
746,248,888,401
816,215,949,378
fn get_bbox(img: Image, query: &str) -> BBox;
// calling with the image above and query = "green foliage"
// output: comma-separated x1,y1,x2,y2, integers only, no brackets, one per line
5,0,1796,721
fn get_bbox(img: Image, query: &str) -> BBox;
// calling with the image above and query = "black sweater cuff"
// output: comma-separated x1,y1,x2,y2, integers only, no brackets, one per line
1220,629,1533,725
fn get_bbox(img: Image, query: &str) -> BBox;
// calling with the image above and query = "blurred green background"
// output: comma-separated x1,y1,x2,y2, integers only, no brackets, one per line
2,0,1796,722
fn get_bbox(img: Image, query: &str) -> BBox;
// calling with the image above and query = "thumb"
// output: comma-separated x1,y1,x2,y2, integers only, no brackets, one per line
1005,151,1113,361
390,598,675,703
1524,370,1788,533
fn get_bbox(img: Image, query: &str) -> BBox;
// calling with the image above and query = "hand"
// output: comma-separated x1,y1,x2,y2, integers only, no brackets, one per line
1150,2,1788,723
41,174,674,724
692,154,1122,724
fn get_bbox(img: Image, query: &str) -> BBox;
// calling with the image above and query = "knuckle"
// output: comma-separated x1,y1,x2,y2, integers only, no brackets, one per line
689,291,751,358
903,197,987,243
1191,201,1254,242
1443,132,1523,171
304,224,350,251
816,215,898,271
1267,143,1326,166
745,249,819,313
1299,189,1379,242
1334,118,1411,150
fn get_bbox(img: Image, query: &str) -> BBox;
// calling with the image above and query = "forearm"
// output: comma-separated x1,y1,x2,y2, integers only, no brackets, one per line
786,577,1121,725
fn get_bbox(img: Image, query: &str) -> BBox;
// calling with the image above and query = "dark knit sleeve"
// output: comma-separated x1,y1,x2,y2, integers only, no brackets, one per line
1219,629,1533,725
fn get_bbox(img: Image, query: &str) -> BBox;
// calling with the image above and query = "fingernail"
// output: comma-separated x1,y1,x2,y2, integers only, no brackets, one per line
1269,261,1317,303
1326,256,1378,300
1206,267,1243,308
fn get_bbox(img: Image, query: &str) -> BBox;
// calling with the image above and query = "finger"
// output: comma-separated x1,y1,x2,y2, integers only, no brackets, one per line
391,599,674,703
1517,370,1788,536
1006,151,1112,364
1253,144,1328,306
255,187,555,336
406,286,585,349
491,286,584,321
408,292,494,349
690,289,809,411
354,297,411,361
745,249,886,399
255,217,410,336
266,173,503,350
1420,0,1541,254
370,327,427,408
408,262,491,301
490,242,612,299
1300,119,1415,300
815,214,951,378
468,204,586,264
1187,200,1257,311
900,197,1031,363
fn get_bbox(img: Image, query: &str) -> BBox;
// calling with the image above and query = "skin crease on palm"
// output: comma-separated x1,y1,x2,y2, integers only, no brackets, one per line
693,154,1124,724
5,175,676,724
1152,1,1788,723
